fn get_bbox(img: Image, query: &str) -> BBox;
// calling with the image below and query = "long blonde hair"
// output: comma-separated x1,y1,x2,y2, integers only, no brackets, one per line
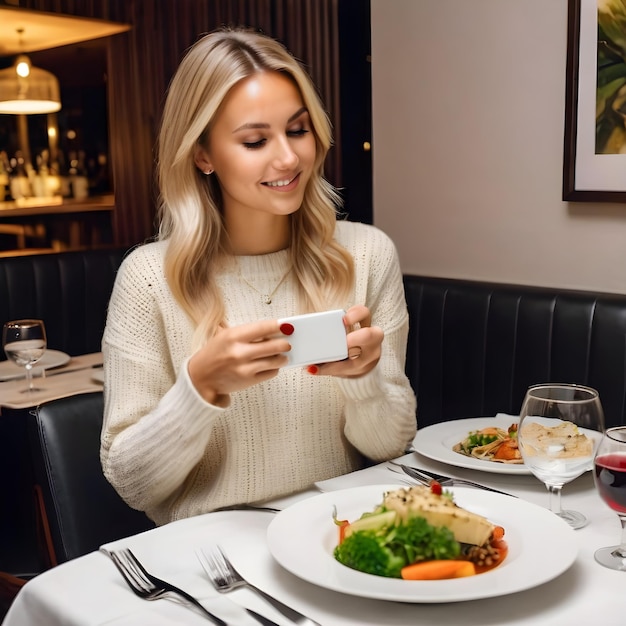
157,28,354,346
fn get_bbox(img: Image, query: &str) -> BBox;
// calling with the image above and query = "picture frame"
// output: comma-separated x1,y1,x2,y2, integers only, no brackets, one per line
563,0,626,202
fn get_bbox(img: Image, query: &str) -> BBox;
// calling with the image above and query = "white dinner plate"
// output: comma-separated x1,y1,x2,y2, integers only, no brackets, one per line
412,415,531,475
267,484,577,603
0,349,71,381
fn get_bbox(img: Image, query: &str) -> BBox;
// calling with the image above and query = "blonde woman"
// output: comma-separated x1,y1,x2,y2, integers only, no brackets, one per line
101,28,416,525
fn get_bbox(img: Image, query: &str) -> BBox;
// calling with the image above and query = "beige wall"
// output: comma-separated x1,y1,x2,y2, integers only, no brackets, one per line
371,0,626,294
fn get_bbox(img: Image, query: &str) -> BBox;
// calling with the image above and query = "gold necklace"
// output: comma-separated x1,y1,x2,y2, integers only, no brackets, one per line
238,265,292,304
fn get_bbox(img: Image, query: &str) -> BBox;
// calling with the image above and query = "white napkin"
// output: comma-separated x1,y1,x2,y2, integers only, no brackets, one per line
99,512,291,626
314,453,417,492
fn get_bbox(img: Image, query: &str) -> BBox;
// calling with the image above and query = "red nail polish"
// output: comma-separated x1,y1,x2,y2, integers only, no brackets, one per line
307,365,319,375
280,323,294,335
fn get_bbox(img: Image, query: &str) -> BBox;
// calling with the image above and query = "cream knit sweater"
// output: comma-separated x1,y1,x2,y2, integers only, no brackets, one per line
101,221,417,525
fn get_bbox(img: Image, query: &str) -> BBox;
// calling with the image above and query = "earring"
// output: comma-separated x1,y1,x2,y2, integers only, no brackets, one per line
204,168,214,175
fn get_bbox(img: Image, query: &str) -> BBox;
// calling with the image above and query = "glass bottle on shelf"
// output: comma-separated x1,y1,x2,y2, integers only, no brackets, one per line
31,152,46,198
0,151,9,202
35,149,61,199
9,152,32,201
46,151,62,199
89,151,110,196
57,150,72,199
69,150,89,200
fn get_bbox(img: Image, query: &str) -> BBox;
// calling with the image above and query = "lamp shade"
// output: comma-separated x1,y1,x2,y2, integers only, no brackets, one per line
0,55,61,114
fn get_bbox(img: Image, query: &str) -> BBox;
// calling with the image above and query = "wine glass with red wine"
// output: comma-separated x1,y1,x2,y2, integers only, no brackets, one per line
594,426,626,570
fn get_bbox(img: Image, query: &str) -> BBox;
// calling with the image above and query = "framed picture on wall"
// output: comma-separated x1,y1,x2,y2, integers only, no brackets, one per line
563,0,626,202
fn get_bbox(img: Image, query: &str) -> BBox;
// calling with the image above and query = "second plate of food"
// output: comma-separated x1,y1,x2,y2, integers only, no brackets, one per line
412,414,531,475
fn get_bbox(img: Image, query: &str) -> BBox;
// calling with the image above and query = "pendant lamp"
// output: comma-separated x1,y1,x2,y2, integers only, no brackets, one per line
0,53,61,114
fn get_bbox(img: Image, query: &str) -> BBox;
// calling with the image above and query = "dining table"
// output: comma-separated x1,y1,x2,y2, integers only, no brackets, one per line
2,432,624,626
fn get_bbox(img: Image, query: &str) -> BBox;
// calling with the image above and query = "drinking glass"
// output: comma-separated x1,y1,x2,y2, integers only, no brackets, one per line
2,319,47,393
518,383,605,529
594,426,626,570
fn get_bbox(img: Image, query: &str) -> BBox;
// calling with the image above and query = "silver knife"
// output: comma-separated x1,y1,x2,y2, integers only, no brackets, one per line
395,463,517,497
45,364,103,377
246,608,280,626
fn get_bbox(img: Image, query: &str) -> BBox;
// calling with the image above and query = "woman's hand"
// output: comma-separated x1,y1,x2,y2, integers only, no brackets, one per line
188,319,291,405
309,305,383,378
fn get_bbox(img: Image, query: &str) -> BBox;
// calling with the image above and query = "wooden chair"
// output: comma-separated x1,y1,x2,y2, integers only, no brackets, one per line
0,571,27,619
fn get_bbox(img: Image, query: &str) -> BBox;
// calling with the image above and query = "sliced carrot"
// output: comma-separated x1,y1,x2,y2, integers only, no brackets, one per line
453,562,477,578
401,560,476,580
335,520,349,544
492,525,505,541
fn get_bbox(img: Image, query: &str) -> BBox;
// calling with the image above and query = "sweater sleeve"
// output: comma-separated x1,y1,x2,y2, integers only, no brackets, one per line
100,248,226,514
334,224,417,461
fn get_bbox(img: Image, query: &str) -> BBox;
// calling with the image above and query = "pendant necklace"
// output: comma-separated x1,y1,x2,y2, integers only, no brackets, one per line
238,265,292,304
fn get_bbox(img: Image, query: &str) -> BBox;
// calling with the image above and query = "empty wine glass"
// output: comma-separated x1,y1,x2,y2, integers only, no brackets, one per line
518,383,605,529
2,319,47,393
594,426,626,570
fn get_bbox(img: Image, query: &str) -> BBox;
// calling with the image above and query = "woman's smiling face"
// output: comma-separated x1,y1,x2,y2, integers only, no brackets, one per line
196,71,317,226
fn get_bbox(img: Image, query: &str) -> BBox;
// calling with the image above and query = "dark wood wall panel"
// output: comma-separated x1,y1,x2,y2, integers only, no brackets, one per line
22,0,342,248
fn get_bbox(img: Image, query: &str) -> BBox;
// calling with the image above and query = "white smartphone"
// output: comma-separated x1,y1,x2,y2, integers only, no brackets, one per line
277,309,348,368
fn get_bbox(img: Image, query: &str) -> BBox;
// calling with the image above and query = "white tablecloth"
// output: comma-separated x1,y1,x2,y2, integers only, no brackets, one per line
0,352,103,410
3,452,625,626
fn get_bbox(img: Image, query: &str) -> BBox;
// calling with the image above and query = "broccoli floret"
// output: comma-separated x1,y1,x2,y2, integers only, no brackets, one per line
334,530,405,578
334,517,461,578
389,517,461,564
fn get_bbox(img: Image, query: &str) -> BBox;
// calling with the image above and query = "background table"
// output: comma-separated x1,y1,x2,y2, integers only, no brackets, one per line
0,352,103,411
0,353,104,577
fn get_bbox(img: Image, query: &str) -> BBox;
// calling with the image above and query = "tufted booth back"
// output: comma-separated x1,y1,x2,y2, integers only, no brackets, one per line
403,275,626,429
0,248,128,360
2,250,626,429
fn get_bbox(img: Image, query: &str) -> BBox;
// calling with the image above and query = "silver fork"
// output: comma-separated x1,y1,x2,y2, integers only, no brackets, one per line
197,545,322,626
387,461,517,497
104,548,227,625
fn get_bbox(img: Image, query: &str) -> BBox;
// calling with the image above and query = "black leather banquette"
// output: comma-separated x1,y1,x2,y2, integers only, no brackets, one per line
1,249,625,428
0,248,127,360
404,275,626,429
